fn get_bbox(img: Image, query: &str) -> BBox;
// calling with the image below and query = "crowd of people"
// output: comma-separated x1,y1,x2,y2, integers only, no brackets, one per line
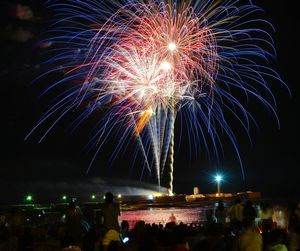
1,194,300,251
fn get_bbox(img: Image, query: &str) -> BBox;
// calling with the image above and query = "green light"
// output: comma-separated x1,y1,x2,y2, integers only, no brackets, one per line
26,195,33,202
62,195,67,200
91,194,96,199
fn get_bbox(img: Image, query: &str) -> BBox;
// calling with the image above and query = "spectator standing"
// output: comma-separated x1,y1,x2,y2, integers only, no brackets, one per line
215,200,227,224
64,199,84,246
243,200,257,224
229,198,244,234
100,192,121,251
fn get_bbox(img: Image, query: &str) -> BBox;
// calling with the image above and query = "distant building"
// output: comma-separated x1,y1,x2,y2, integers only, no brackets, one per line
193,187,199,195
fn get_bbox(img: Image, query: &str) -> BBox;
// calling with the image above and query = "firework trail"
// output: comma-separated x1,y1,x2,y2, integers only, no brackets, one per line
27,0,286,194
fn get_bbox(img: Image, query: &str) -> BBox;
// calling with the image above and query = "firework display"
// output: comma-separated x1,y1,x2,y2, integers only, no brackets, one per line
28,0,285,194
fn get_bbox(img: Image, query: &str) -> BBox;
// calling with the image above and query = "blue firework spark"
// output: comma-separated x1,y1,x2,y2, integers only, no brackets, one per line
27,0,288,190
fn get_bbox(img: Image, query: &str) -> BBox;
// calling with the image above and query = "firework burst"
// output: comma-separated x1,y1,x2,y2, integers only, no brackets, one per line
28,0,286,194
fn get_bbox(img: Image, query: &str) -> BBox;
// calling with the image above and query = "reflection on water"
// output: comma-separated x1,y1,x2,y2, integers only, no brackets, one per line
120,207,209,229
119,205,288,230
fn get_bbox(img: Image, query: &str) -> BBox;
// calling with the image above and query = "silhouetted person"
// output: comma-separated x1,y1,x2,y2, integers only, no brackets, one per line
120,220,129,242
215,200,227,224
229,198,244,234
206,207,215,224
243,200,257,224
101,192,121,251
64,200,84,246
169,213,176,223
83,204,96,228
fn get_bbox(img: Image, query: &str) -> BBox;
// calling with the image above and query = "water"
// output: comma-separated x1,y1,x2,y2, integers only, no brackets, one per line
120,206,210,229
119,205,288,230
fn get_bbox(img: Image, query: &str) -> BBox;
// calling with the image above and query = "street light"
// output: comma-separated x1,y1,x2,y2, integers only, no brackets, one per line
215,175,222,195
25,194,33,203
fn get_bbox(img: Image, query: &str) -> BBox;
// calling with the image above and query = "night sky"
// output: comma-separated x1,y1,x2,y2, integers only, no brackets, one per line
0,0,299,203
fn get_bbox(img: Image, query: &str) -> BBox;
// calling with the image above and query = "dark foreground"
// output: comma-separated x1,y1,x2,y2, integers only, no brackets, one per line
0,196,300,251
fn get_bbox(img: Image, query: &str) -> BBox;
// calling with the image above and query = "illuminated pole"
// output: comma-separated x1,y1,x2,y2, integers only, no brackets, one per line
215,175,222,195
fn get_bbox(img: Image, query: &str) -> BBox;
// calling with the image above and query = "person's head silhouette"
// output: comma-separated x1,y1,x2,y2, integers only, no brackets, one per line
105,192,114,204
